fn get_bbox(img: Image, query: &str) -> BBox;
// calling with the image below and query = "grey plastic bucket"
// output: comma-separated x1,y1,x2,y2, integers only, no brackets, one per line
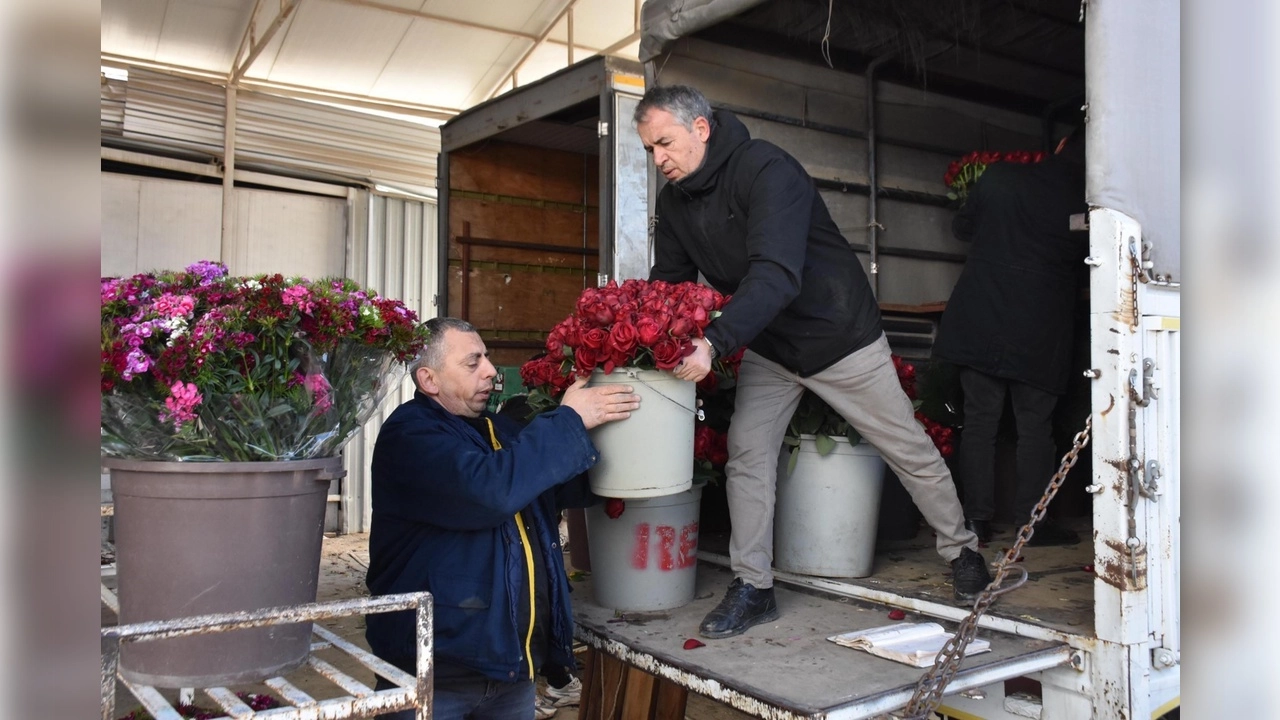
586,368,695,498
585,484,702,611
774,436,885,578
106,456,339,687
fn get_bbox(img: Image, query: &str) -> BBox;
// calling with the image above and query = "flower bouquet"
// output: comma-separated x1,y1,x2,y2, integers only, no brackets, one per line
944,149,1047,206
519,279,742,497
100,261,431,688
101,261,430,461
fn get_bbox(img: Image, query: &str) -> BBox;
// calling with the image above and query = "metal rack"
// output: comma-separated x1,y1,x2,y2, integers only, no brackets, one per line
101,591,433,720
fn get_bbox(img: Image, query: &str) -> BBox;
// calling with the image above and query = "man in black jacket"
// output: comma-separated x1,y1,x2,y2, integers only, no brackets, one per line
635,85,990,638
934,133,1088,547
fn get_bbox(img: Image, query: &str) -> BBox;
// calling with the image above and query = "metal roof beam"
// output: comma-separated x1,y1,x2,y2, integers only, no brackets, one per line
338,0,539,40
231,0,302,84
484,0,581,101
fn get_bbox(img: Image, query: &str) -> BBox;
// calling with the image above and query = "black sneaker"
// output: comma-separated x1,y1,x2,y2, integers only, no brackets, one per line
698,578,779,639
951,547,992,605
1027,521,1081,547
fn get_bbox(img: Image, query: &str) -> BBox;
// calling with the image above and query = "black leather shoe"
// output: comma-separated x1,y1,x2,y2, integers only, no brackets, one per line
698,578,779,639
951,547,992,605
964,518,991,544
1027,521,1081,547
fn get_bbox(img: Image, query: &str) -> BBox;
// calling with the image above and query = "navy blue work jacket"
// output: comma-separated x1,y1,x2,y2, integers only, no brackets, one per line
364,392,598,682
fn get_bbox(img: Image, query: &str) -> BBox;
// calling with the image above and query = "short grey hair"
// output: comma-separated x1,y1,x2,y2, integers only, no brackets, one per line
634,85,712,130
413,317,478,374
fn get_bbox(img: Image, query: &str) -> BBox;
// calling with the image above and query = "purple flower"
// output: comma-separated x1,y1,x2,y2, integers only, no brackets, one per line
121,349,151,381
185,260,228,285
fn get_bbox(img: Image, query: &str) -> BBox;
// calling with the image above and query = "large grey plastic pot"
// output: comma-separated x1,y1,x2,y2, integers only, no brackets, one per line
774,436,885,578
586,368,695,498
585,483,702,611
106,456,340,688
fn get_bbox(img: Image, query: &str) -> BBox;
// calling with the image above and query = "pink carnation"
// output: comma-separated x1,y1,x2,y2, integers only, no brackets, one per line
303,373,333,413
160,381,202,428
153,294,195,318
282,285,316,314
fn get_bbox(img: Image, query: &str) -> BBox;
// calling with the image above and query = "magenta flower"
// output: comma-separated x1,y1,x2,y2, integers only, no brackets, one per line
282,285,316,314
303,373,334,413
153,294,196,318
121,349,151,381
160,381,203,428
185,260,228,285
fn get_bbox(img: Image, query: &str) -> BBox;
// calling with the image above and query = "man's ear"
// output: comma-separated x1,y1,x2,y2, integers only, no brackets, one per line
693,115,711,142
415,366,438,396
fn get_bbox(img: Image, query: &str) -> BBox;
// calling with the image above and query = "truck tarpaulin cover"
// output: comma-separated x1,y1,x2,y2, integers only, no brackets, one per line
640,0,769,62
1086,0,1180,280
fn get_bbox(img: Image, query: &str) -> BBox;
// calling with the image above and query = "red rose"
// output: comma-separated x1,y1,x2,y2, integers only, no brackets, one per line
696,370,719,393
581,327,606,350
604,498,626,519
608,321,639,363
574,346,600,376
669,316,695,338
694,425,713,460
635,316,664,347
651,338,685,370
575,288,601,316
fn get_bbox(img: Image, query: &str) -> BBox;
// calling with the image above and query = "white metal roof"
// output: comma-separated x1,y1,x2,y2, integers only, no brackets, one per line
102,0,644,119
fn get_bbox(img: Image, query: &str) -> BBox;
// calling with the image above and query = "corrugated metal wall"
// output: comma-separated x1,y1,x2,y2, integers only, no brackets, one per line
341,193,439,533
103,68,440,196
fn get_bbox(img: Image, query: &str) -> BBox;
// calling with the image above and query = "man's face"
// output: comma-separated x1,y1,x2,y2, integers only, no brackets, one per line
637,108,711,182
417,329,496,418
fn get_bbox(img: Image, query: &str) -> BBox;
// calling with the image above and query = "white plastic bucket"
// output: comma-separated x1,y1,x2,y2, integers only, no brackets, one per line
774,435,886,578
585,484,703,611
586,367,694,498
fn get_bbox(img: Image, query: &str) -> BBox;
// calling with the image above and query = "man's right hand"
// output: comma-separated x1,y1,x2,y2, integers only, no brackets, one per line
560,376,641,430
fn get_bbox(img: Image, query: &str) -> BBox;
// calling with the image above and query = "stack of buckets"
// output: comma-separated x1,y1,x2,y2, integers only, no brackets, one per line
582,369,702,612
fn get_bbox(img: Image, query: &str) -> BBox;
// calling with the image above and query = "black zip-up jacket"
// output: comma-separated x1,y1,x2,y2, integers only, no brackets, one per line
649,111,881,376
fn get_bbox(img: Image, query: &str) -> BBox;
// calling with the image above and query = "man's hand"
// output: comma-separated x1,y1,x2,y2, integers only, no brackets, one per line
672,338,712,383
560,377,641,430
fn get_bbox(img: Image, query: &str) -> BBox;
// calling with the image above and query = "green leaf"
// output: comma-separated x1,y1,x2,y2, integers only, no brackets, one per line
814,433,836,456
946,191,958,201
781,436,800,448
845,427,863,446
786,446,799,477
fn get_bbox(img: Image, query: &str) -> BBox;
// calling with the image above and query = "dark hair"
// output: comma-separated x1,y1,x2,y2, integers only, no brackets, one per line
634,85,713,130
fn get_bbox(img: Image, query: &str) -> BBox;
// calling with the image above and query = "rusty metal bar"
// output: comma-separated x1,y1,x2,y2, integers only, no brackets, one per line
101,635,120,720
416,598,434,720
455,234,597,256
306,656,373,697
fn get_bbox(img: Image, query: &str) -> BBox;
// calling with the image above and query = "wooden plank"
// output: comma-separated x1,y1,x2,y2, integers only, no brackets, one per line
653,678,689,720
449,197,597,264
447,266,587,334
579,648,603,720
451,140,594,205
598,653,629,720
620,668,658,720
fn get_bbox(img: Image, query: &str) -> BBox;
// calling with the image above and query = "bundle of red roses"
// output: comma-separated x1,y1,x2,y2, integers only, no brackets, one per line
519,279,731,405
944,149,1047,206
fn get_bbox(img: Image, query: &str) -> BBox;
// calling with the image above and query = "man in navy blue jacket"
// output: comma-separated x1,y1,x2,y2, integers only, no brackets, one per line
365,317,640,720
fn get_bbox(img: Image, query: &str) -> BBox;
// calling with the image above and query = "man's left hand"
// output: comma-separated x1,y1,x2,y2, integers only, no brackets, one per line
673,339,712,383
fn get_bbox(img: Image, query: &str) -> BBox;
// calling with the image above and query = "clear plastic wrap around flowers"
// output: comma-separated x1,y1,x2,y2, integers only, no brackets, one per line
102,344,407,461
101,262,429,462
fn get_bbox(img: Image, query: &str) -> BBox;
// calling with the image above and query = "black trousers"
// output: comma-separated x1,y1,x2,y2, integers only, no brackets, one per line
957,367,1060,523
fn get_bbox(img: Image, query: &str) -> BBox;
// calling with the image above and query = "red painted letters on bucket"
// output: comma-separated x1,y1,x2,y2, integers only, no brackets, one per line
630,522,699,571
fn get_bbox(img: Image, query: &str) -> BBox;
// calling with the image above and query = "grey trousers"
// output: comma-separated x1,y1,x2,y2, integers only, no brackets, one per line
725,334,977,588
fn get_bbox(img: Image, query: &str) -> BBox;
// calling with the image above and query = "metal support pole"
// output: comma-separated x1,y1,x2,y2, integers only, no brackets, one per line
221,84,239,271
865,52,894,297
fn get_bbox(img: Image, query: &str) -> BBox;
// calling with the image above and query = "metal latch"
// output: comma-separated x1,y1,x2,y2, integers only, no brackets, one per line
1129,358,1156,407
597,273,610,287
598,120,610,137
1152,647,1179,670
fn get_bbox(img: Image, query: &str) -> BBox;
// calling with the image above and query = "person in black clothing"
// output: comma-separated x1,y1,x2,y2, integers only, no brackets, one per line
634,84,991,637
933,131,1088,546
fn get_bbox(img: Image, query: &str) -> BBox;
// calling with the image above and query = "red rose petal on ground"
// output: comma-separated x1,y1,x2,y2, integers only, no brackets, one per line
683,638,705,650
888,609,906,621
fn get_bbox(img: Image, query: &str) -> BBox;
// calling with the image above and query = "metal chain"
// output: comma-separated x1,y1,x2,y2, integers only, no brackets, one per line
899,416,1093,719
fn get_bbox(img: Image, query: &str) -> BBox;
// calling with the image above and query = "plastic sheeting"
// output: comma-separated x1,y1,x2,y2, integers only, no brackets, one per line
639,0,768,62
1085,0,1180,280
